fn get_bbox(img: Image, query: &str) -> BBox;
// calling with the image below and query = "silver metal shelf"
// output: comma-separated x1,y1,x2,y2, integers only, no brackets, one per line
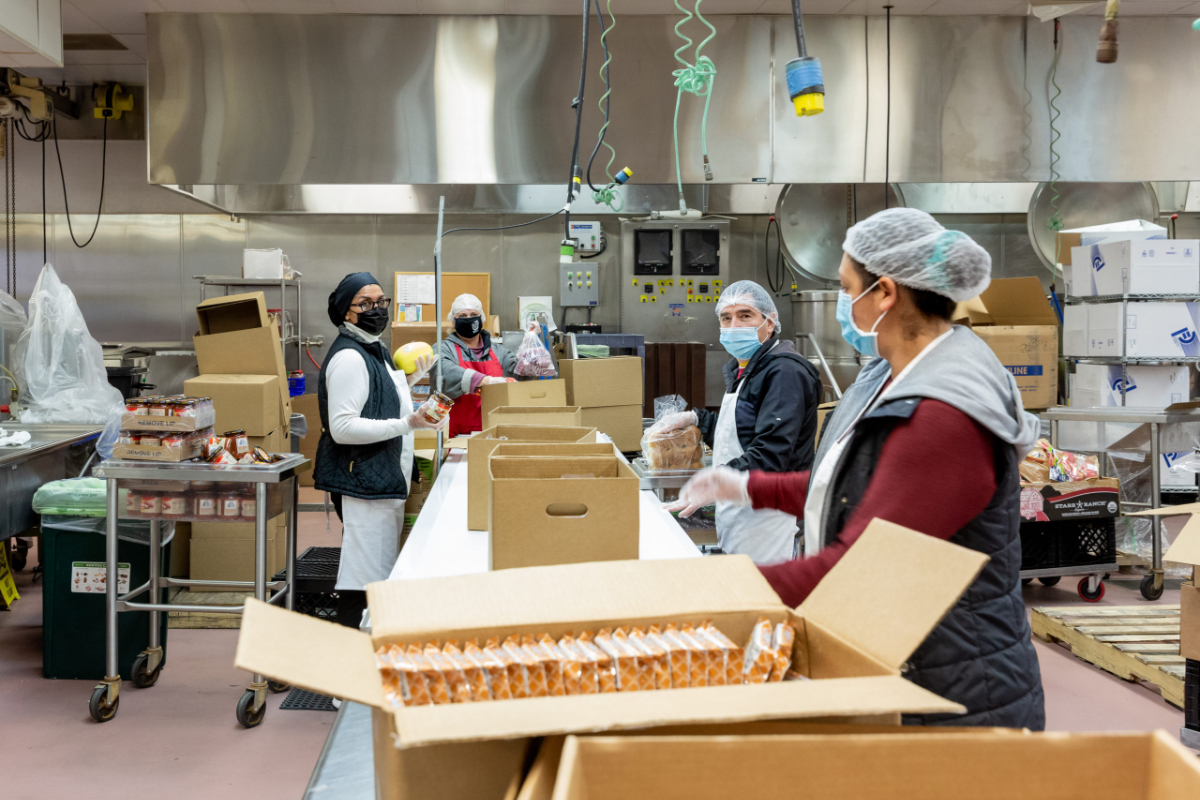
1065,294,1200,304
1041,406,1200,425
196,274,306,372
1020,563,1118,580
195,276,301,288
94,453,311,483
1069,357,1200,365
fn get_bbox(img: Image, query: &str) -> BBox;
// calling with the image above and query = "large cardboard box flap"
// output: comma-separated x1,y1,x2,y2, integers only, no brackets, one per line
484,406,583,430
1164,514,1200,566
237,599,386,709
1163,514,1200,661
196,292,269,334
954,277,1058,327
799,520,988,670
480,380,568,422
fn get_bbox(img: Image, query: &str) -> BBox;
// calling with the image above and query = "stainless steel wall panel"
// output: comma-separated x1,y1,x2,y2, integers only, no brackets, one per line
182,215,247,342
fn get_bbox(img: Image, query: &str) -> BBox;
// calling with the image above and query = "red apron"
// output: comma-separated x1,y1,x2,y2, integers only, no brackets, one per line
448,343,506,437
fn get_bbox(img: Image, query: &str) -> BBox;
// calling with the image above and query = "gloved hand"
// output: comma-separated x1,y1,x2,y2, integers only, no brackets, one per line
404,401,450,432
406,354,435,387
648,410,698,435
663,466,750,518
482,376,514,386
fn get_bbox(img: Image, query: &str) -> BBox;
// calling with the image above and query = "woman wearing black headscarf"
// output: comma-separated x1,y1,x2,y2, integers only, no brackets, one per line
314,273,446,627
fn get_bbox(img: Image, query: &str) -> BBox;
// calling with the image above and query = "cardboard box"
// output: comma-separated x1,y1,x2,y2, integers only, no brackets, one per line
552,731,1200,800
112,432,208,462
120,405,217,433
1062,304,1088,357
184,375,284,437
1148,509,1200,659
235,520,989,800
579,405,644,452
483,406,583,430
1084,239,1200,296
1019,477,1119,523
1087,301,1200,358
191,514,285,541
467,426,599,531
815,401,837,448
557,357,643,408
391,317,500,350
194,293,291,434
480,379,567,424
1056,219,1167,269
247,427,286,456
954,278,1059,409
488,455,639,570
1071,363,1190,408
191,533,286,589
292,393,319,486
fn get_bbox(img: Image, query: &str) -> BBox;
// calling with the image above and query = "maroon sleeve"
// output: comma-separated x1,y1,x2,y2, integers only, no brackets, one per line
746,470,811,519
757,400,998,608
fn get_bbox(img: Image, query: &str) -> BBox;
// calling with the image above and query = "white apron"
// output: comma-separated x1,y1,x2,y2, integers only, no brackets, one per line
714,379,799,564
803,330,952,557
336,359,416,591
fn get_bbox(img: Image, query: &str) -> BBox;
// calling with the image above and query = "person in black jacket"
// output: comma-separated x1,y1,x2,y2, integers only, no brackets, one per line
654,280,821,563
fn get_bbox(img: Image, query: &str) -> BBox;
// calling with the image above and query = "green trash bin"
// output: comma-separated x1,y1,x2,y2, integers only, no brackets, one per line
41,515,171,680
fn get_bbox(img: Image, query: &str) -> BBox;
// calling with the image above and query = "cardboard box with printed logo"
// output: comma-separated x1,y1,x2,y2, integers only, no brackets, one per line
1056,219,1167,271
234,520,990,800
1080,239,1200,297
1070,363,1190,408
1086,302,1200,359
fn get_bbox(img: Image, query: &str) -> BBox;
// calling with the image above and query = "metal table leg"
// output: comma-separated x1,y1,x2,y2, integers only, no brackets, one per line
89,478,122,722
287,477,298,613
237,482,271,728
1145,422,1166,601
130,519,166,688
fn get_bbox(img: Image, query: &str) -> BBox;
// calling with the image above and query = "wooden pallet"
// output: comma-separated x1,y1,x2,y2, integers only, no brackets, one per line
167,590,251,629
1031,605,1185,708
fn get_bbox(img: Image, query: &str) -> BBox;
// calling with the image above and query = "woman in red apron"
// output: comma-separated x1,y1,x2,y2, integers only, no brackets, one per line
436,294,518,437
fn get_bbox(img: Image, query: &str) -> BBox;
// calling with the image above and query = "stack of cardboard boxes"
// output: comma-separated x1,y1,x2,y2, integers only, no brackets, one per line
479,379,575,430
182,292,292,586
557,357,645,451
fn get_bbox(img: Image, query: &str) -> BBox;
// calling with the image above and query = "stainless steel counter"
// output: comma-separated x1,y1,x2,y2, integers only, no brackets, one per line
0,423,102,541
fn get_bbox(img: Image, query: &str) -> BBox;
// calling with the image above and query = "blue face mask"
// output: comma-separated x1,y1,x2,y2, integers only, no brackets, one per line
719,324,765,361
836,281,887,358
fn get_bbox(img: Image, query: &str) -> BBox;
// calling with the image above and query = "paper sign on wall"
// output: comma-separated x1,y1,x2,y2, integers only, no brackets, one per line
395,274,436,305
71,562,131,594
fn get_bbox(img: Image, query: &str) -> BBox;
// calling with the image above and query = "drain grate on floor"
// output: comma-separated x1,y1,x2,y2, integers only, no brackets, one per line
280,688,337,712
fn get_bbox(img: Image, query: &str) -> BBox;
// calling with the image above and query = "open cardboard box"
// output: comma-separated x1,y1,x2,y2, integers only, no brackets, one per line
235,521,987,800
484,407,583,430
488,454,639,570
954,277,1059,409
1136,505,1200,661
467,426,599,531
551,730,1200,800
484,442,622,536
481,380,568,423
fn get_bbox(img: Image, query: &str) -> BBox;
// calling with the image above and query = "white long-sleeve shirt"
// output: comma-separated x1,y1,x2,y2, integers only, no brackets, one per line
325,324,416,445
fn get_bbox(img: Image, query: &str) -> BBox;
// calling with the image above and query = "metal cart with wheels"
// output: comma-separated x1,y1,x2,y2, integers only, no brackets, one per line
1043,406,1200,601
88,454,310,726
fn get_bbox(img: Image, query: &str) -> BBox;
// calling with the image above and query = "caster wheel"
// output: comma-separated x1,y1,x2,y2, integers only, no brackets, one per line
89,685,119,723
10,548,26,572
236,690,266,728
268,679,290,694
131,654,161,689
1077,577,1105,603
1038,576,1061,587
1021,578,1033,585
1140,574,1164,601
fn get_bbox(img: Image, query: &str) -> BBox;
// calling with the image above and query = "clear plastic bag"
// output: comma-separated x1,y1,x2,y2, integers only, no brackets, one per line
14,265,124,425
1107,451,1192,578
642,395,703,471
513,326,557,378
0,289,25,403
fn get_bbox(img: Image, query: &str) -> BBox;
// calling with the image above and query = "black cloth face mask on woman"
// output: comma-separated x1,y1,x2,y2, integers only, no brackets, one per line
355,306,390,336
455,316,483,339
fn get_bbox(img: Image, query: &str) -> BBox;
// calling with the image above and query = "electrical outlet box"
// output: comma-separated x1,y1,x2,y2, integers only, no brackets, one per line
560,264,599,308
569,221,604,252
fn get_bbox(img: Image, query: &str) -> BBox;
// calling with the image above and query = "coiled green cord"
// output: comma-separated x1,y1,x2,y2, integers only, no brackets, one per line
672,0,716,206
591,0,623,212
1046,22,1064,270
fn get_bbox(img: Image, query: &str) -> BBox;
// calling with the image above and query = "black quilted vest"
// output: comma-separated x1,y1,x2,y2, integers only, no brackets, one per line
820,395,1046,730
313,332,408,501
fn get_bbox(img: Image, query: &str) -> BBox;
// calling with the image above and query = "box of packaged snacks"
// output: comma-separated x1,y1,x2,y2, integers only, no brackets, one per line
235,520,987,800
121,396,216,432
112,428,213,462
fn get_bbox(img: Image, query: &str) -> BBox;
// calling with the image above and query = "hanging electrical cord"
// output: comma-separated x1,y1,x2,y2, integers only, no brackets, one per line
883,5,892,210
764,215,786,295
440,206,568,238
563,0,592,239
586,0,632,213
53,115,106,249
4,117,14,296
1020,22,1033,181
1046,19,1064,269
12,112,51,267
671,0,717,213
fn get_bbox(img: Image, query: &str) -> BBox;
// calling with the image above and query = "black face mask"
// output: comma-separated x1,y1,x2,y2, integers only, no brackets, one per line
455,316,483,339
355,307,390,336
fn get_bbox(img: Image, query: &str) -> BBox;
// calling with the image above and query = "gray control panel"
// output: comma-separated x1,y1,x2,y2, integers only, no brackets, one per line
560,263,599,308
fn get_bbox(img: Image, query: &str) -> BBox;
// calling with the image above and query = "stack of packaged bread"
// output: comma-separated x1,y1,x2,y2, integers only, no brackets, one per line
374,617,796,708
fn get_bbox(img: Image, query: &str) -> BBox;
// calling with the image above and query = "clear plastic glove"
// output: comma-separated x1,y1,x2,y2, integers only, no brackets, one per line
663,466,750,518
404,401,450,432
648,410,698,435
406,354,435,387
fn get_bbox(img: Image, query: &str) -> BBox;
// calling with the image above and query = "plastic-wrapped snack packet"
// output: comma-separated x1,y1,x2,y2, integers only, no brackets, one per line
593,628,638,692
423,643,463,704
499,636,531,699
628,627,670,690
518,634,551,698
458,640,496,702
683,622,725,687
392,644,431,706
702,622,746,687
375,645,406,709
555,634,585,696
445,640,489,702
741,617,778,684
649,625,688,689
613,627,654,692
576,632,614,693
666,623,706,687
769,623,796,683
537,634,570,696
411,644,450,705
478,638,514,700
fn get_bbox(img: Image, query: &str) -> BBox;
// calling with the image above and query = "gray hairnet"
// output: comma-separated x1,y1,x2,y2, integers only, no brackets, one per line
449,293,484,319
715,281,779,328
843,208,992,303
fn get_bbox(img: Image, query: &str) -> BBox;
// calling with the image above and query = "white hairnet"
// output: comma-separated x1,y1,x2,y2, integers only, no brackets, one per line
843,208,992,303
449,293,484,319
715,281,779,328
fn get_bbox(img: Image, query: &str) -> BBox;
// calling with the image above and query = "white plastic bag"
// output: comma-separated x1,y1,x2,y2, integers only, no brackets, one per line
0,289,26,404
14,264,124,425
513,326,557,378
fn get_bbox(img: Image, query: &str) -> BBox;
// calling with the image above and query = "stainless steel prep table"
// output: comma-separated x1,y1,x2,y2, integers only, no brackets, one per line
89,454,309,727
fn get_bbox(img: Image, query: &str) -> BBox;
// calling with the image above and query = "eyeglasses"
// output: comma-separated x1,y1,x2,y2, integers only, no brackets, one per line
350,297,392,313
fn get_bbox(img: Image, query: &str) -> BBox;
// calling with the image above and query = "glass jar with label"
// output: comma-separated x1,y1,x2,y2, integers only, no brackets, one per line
223,430,250,460
193,493,217,518
118,431,136,446
148,400,169,417
218,492,243,520
240,495,258,521
136,432,161,447
162,494,189,518
139,492,163,519
124,491,142,518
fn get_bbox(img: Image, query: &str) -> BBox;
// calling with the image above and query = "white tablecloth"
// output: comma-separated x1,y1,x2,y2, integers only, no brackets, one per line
389,450,699,581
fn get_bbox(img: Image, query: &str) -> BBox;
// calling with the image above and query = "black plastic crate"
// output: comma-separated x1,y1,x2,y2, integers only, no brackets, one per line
1019,524,1058,571
1057,518,1117,568
1186,659,1199,732
272,546,340,624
